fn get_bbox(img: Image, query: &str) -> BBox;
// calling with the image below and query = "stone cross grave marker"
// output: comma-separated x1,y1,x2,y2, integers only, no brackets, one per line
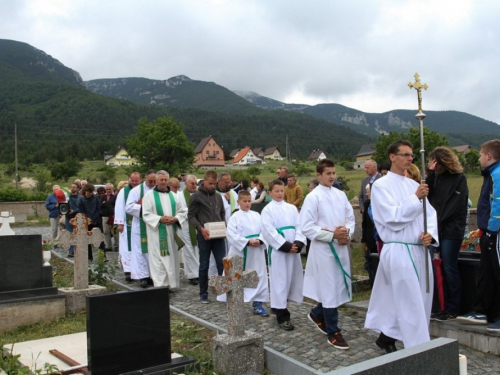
209,253,259,336
58,213,104,290
0,211,15,236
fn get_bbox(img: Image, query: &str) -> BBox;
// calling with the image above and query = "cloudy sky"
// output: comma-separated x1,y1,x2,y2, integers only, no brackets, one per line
2,0,500,124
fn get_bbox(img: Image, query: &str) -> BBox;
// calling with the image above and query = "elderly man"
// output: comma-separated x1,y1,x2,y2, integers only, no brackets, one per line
126,170,157,288
143,170,187,289
168,178,181,194
285,174,304,210
45,184,63,241
177,174,200,285
278,167,289,186
114,172,141,281
359,160,381,213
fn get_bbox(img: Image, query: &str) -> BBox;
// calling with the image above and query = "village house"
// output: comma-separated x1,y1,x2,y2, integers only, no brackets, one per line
263,146,283,160
308,149,327,161
354,144,376,170
193,136,225,167
232,147,261,165
252,147,265,159
104,147,137,167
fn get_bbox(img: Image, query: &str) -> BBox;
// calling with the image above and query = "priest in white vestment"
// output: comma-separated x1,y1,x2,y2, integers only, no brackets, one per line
143,170,187,289
125,170,157,288
113,173,141,281
364,140,438,352
301,158,355,350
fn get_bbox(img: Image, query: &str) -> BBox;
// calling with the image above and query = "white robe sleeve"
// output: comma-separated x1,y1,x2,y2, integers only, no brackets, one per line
227,214,250,252
174,193,187,229
114,189,126,225
142,191,161,230
261,205,286,250
125,184,143,218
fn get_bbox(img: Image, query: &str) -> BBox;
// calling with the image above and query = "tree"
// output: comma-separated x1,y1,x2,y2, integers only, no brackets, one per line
126,116,195,175
373,126,448,166
50,157,82,181
461,149,480,174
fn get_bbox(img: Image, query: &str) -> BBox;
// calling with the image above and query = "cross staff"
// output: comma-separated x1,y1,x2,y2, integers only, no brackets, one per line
57,214,105,290
408,72,430,293
209,254,259,336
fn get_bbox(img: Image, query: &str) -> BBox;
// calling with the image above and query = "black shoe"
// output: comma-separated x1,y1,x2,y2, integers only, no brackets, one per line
189,278,199,285
68,253,74,258
431,311,457,321
278,321,295,331
376,338,397,354
147,277,154,285
104,248,112,253
125,272,132,282
140,279,148,289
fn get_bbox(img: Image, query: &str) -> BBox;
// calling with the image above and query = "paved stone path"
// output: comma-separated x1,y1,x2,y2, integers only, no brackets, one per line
17,226,500,374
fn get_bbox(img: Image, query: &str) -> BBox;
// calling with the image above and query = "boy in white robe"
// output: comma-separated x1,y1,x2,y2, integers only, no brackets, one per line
143,170,187,289
364,140,438,352
217,190,270,316
261,179,306,331
301,158,355,350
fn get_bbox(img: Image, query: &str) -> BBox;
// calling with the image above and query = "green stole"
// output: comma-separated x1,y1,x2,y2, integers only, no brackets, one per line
267,226,295,265
183,188,198,246
243,234,260,271
152,190,176,257
328,242,352,298
124,185,133,252
139,184,148,253
217,190,236,214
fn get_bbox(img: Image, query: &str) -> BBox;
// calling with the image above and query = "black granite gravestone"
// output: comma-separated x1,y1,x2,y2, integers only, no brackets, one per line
87,287,198,375
0,234,56,301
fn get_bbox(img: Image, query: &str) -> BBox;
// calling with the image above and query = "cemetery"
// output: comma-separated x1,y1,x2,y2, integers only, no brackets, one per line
1,210,499,374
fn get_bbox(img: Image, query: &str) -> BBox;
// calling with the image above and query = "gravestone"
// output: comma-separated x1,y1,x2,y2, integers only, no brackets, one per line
87,287,198,375
209,254,264,375
0,210,15,235
57,213,106,312
0,234,65,332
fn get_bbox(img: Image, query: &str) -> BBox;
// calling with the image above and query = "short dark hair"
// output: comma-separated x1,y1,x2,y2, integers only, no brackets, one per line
316,158,335,174
251,178,259,184
145,169,157,177
238,190,251,199
287,174,295,180
83,184,95,193
268,179,284,191
204,170,217,180
387,140,413,157
481,139,500,160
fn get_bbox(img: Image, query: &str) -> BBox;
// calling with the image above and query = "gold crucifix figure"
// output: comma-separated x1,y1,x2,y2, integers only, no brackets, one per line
408,73,428,114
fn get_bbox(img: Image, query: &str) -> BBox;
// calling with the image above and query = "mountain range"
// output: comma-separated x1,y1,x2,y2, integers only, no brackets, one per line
0,38,498,166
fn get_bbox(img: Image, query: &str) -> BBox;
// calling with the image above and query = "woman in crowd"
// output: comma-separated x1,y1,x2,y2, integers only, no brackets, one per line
427,147,468,321
252,182,267,204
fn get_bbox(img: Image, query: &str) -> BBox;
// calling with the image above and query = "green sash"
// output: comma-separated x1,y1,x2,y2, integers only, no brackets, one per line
385,241,423,281
217,190,236,214
140,184,148,253
267,226,295,265
183,188,198,246
124,185,132,252
153,190,177,257
328,242,353,298
243,234,260,271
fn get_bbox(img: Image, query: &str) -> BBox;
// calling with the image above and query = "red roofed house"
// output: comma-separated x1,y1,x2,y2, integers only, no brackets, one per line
193,136,225,167
233,147,260,165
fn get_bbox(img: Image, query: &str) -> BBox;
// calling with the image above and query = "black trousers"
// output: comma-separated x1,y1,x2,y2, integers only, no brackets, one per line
473,233,500,322
272,308,290,324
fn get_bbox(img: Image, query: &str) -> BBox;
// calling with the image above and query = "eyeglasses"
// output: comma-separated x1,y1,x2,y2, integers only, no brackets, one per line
394,153,415,159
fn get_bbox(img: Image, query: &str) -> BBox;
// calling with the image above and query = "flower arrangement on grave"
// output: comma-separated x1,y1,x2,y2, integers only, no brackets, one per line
461,229,482,252
42,239,58,251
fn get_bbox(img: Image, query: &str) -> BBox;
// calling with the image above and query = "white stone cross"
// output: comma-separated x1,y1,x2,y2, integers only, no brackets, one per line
0,211,15,236
57,213,104,290
209,254,258,336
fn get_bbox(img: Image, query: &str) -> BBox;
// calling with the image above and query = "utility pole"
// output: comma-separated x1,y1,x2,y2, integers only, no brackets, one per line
15,123,19,190
285,134,291,163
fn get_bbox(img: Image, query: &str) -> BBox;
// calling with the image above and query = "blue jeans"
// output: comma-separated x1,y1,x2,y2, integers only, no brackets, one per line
311,303,339,335
197,234,225,297
439,239,462,315
65,216,74,255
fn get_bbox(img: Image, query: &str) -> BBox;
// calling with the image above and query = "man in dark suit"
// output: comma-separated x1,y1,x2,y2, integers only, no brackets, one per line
359,160,382,213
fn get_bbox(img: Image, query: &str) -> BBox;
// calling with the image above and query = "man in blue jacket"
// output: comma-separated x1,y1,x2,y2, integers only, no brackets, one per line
457,139,500,331
45,185,62,241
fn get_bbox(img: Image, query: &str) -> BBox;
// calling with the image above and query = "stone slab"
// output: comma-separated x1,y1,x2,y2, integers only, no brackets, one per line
212,331,264,375
0,234,50,292
3,332,193,375
0,295,65,333
328,337,459,375
58,285,106,313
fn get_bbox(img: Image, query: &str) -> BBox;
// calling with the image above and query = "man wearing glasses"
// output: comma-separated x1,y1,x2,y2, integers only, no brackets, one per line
364,140,438,353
